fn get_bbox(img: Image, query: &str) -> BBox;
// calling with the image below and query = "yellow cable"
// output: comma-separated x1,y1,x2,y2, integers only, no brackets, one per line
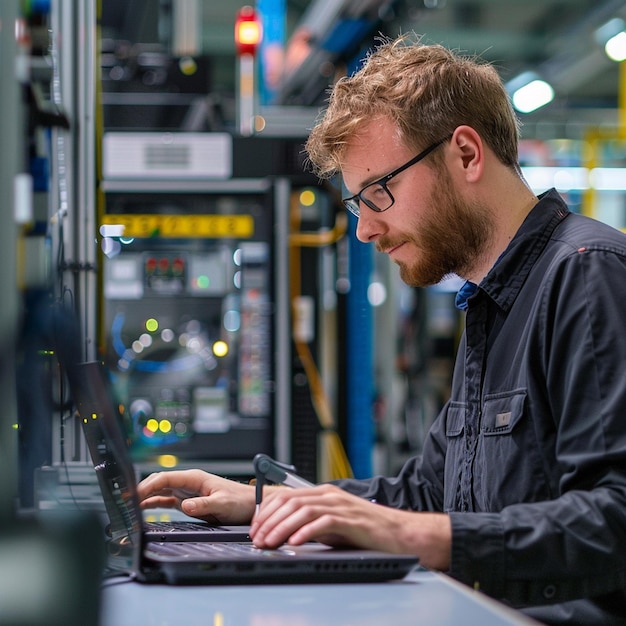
289,211,348,247
289,193,352,480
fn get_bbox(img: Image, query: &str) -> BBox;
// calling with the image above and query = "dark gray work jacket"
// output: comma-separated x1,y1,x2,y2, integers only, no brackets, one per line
336,189,626,625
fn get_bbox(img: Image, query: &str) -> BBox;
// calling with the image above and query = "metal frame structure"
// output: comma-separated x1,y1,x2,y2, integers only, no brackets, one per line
0,0,21,520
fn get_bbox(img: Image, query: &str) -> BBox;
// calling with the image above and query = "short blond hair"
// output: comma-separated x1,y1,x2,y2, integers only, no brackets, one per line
305,34,521,179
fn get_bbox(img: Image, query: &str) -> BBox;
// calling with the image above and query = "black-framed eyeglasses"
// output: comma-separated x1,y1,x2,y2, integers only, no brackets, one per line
342,135,450,218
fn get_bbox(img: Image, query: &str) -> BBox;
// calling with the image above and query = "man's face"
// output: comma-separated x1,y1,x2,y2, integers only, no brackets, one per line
341,117,493,287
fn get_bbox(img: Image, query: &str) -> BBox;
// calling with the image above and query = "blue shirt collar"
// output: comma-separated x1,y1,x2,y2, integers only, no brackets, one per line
455,280,478,310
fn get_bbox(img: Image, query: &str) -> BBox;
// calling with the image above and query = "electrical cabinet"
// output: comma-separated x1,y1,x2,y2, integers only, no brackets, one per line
98,133,313,474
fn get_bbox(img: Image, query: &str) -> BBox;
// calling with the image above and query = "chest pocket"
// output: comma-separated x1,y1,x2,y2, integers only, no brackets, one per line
475,389,549,510
482,390,526,436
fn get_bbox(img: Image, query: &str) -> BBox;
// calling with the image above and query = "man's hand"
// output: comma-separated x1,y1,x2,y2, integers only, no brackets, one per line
137,469,256,525
250,483,451,570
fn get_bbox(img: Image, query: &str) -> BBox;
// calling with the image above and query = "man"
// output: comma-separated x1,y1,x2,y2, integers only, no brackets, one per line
138,35,626,624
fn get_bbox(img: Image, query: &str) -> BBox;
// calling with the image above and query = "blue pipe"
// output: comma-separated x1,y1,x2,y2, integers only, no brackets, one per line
345,214,373,478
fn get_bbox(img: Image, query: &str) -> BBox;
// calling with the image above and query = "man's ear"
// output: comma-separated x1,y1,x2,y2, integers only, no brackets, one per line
450,125,483,183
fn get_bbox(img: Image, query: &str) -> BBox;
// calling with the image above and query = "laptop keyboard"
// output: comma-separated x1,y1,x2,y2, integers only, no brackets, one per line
147,542,284,558
145,521,225,532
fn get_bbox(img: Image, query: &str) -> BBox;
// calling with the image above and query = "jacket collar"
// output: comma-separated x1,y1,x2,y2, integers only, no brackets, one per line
478,188,570,312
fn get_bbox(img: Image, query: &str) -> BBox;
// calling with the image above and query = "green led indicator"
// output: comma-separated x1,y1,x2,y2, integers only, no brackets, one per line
146,318,159,332
197,275,210,289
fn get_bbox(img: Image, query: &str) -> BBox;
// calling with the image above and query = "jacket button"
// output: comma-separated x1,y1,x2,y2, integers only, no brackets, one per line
542,584,557,600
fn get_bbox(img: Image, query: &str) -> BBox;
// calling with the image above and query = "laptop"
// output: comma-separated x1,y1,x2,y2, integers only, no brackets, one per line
71,360,251,543
72,361,419,584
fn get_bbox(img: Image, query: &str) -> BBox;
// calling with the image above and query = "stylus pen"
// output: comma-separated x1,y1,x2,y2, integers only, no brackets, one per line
253,453,314,516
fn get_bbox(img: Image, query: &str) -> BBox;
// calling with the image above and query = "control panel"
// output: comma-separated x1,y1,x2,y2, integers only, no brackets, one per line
101,191,276,464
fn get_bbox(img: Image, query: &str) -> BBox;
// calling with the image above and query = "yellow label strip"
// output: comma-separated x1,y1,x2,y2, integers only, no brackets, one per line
101,214,254,238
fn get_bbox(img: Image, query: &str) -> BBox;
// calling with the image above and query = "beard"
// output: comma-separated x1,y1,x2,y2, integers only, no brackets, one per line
376,171,495,287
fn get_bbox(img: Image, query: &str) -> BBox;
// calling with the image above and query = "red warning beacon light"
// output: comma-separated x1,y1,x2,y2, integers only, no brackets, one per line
235,5,262,56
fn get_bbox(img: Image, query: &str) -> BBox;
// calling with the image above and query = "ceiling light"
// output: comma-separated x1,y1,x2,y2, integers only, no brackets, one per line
512,79,554,113
595,18,626,62
506,71,555,114
605,31,626,62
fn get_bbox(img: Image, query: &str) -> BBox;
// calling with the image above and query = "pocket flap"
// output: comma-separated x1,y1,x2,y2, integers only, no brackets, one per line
445,403,465,437
482,390,526,435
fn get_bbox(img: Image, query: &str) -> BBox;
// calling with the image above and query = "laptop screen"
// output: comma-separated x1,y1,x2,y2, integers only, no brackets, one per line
70,361,144,575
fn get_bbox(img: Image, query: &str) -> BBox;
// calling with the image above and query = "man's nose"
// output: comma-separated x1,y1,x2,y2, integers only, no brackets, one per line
354,209,378,243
